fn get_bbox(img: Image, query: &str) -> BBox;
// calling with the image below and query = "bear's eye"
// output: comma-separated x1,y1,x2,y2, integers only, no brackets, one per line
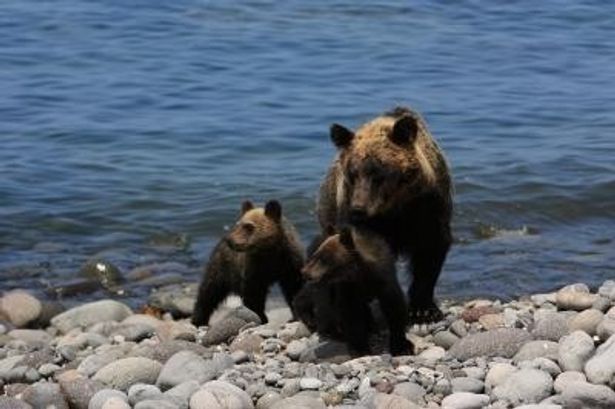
242,223,255,234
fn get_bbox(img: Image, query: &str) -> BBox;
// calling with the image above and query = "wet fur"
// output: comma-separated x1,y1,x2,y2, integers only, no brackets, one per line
317,107,453,323
192,201,304,326
295,228,413,356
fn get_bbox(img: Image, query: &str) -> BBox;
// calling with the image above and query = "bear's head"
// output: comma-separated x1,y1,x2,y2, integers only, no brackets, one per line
330,107,437,221
302,226,358,283
226,200,284,252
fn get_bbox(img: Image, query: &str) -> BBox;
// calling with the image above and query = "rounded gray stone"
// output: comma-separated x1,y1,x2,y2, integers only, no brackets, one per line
532,312,570,342
491,368,553,405
190,380,254,409
391,382,426,404
0,397,33,409
92,357,162,391
451,377,485,393
441,392,489,409
568,309,604,336
554,371,586,394
557,330,595,372
0,290,42,327
560,381,615,409
513,340,559,363
128,384,163,405
447,328,532,361
89,390,128,409
156,351,214,390
134,399,179,409
22,382,69,409
51,300,132,334
584,333,615,384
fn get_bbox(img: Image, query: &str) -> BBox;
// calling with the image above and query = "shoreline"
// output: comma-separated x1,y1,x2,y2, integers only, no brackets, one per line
0,280,613,409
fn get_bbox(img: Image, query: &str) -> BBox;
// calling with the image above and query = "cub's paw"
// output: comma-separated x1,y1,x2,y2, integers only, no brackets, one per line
408,303,444,324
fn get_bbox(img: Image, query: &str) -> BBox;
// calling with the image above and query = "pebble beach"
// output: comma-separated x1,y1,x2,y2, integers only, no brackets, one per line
1,279,614,409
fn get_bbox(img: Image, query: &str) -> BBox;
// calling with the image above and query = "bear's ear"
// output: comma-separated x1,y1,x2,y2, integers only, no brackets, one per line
330,124,354,149
339,227,355,250
389,115,418,145
264,200,282,222
324,224,336,237
241,200,254,215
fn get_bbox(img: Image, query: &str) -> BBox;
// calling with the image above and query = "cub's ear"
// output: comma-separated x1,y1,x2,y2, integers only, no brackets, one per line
264,200,282,222
324,224,336,237
389,115,418,145
339,227,355,249
241,200,254,215
330,124,354,149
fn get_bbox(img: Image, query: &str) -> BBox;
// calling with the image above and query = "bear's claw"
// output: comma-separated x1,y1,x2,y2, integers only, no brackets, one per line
408,304,444,324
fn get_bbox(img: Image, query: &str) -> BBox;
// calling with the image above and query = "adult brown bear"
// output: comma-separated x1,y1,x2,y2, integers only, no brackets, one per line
317,107,453,323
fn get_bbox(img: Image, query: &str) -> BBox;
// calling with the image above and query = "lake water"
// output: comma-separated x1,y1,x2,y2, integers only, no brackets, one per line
1,0,614,305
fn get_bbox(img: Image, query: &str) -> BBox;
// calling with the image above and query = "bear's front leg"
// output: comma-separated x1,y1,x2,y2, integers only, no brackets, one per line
407,229,450,324
242,275,269,324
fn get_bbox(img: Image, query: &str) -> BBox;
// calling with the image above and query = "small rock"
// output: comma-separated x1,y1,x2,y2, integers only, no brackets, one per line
128,384,163,405
596,317,615,340
51,300,132,334
134,400,179,409
157,351,216,390
0,397,33,409
148,284,198,318
256,392,281,409
278,321,311,342
447,328,532,361
598,280,615,301
584,333,615,384
270,393,325,409
89,390,128,409
450,320,468,338
532,312,570,342
229,332,263,354
554,371,586,394
392,382,426,404
461,306,500,323
57,369,104,409
568,309,604,336
370,392,421,409
202,307,261,346
556,291,599,311
0,290,42,327
560,381,615,409
478,313,505,330
286,339,308,361
441,392,490,409
93,357,162,391
78,347,129,377
22,382,69,409
190,380,254,409
492,368,553,406
434,330,460,349
300,377,323,390
557,330,594,372
38,363,61,377
433,378,452,396
513,340,559,363
485,363,518,393
451,377,484,393
299,340,351,364
101,397,131,409
8,329,52,346
163,380,200,408
80,259,123,290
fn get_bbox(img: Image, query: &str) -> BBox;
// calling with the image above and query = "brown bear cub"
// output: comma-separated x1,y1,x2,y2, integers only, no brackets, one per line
295,227,413,356
192,200,304,326
317,107,453,323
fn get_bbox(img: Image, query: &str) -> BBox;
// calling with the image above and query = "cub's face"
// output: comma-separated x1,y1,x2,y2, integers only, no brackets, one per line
302,228,355,282
226,200,282,252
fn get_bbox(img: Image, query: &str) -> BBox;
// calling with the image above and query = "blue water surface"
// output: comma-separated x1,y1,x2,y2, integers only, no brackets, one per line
0,0,614,303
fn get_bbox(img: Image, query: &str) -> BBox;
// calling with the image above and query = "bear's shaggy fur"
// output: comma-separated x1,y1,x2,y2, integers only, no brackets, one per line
317,107,453,323
192,200,304,326
295,227,413,356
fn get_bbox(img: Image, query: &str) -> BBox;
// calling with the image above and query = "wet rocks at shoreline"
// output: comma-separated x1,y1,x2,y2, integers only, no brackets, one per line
0,280,613,409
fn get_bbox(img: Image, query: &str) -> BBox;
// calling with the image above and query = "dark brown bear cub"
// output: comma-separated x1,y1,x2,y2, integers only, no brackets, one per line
317,107,453,323
296,227,413,356
192,200,304,326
